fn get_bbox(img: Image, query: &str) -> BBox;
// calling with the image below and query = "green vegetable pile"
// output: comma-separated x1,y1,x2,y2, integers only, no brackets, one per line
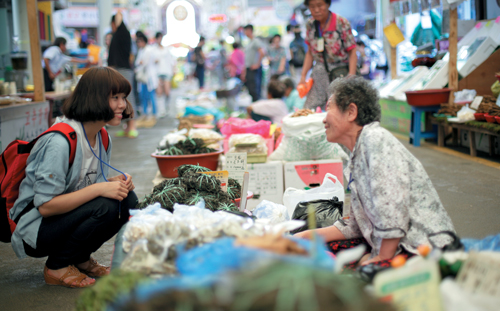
137,164,241,212
158,137,217,156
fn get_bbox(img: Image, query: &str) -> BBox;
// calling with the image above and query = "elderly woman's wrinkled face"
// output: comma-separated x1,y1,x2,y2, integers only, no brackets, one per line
308,0,330,22
323,95,350,143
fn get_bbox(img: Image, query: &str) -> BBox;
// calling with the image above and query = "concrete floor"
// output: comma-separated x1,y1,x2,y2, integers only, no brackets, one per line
1,82,499,311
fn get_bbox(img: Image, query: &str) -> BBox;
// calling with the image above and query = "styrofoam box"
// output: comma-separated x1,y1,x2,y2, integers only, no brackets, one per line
390,66,430,101
457,36,497,78
246,161,284,210
284,159,344,191
410,59,449,91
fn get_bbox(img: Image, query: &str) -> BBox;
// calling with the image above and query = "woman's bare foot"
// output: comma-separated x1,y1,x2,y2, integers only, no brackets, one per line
44,265,95,287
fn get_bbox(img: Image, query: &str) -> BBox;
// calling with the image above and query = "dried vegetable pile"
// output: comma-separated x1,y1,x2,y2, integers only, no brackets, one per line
476,96,498,114
290,108,315,118
437,103,461,116
157,137,217,156
137,164,241,212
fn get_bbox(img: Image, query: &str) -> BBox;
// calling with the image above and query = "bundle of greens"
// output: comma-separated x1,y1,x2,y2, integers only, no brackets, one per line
158,137,217,156
107,263,396,311
137,164,241,212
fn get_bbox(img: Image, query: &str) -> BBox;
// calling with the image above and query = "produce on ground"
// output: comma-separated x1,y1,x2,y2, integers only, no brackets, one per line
137,164,240,212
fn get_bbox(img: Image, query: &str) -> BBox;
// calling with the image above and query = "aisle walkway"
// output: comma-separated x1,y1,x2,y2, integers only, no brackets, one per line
1,81,499,311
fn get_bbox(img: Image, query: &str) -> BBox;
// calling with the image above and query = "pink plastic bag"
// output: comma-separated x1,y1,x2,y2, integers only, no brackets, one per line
220,118,272,138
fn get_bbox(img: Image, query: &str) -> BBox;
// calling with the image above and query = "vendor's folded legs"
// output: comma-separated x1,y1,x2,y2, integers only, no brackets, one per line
327,238,414,272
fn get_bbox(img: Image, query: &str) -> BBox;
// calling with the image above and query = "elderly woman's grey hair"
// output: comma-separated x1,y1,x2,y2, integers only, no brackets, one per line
328,76,381,126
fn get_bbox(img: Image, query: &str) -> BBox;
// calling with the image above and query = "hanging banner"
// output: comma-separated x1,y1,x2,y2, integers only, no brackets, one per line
401,0,410,15
431,0,442,9
384,23,406,47
421,0,431,11
411,0,420,14
209,14,227,23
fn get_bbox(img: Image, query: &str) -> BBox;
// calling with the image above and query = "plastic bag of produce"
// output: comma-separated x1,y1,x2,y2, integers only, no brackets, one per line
269,112,347,161
220,117,272,138
461,233,500,252
253,200,290,225
456,105,475,122
283,173,345,216
290,196,343,234
228,133,268,154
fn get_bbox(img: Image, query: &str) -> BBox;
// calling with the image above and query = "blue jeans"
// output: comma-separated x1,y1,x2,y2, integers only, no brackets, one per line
140,83,157,115
245,66,262,102
195,65,205,88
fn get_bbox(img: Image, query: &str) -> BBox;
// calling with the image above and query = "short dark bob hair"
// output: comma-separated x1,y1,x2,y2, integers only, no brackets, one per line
304,0,332,7
62,67,134,122
328,76,380,126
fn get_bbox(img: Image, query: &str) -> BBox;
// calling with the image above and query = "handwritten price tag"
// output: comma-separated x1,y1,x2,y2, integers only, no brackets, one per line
226,153,247,185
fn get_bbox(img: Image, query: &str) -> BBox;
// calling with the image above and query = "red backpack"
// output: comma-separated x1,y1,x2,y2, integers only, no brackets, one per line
0,123,109,243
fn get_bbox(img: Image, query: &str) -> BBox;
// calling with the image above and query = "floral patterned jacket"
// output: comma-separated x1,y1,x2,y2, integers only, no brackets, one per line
305,12,357,65
334,122,456,257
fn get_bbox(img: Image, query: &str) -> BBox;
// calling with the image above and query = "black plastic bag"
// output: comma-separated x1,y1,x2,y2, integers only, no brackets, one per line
290,196,343,234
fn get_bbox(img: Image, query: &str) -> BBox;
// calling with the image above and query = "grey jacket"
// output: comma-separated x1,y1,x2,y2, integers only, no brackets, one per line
10,121,111,258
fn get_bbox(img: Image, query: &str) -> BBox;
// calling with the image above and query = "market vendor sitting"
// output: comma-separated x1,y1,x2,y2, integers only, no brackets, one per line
295,76,456,268
246,80,289,124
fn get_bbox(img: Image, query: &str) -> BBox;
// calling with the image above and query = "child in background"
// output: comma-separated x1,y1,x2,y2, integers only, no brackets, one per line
247,80,289,124
10,67,138,288
282,77,306,112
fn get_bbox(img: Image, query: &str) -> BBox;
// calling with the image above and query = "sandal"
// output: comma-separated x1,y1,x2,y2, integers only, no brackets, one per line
127,129,139,139
77,257,110,278
44,265,94,288
115,130,128,138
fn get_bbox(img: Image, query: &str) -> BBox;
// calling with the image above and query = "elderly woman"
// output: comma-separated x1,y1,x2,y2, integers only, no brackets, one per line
299,0,357,111
295,77,456,268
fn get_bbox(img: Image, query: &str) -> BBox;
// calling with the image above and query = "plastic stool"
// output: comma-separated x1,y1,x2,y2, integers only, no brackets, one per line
409,105,440,147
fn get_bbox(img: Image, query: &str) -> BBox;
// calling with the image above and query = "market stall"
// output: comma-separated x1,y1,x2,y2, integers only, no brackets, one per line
0,0,49,152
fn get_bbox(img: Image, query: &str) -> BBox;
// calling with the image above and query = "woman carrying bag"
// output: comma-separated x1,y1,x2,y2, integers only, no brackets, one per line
299,0,358,111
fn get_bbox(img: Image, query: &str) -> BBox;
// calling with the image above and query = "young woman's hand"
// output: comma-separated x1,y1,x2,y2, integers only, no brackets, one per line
98,181,129,201
108,173,135,192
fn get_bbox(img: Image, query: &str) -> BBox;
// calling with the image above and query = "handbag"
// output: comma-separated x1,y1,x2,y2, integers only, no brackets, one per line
314,21,355,82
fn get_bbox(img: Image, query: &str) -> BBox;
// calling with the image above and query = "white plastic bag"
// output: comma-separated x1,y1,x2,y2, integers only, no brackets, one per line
456,105,476,122
253,200,290,225
269,112,346,161
282,173,345,217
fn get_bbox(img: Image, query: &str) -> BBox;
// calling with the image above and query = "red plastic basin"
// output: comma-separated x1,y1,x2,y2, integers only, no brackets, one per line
405,89,451,106
484,114,496,124
495,116,500,124
474,113,486,121
232,191,254,208
152,150,223,178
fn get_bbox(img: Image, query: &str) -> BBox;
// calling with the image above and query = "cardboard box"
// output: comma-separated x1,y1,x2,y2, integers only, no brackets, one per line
284,159,343,190
246,161,284,210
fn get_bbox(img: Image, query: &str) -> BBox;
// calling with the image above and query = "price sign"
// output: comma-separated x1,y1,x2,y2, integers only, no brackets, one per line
470,96,483,110
226,153,247,185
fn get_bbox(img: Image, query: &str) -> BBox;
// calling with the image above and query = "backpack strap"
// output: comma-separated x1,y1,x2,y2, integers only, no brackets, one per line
100,128,110,152
37,123,78,164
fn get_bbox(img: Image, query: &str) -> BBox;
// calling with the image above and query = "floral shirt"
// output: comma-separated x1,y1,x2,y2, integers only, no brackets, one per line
334,122,455,257
305,12,356,65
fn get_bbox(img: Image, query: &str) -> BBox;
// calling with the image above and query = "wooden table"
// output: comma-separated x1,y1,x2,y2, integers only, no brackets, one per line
432,118,500,157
